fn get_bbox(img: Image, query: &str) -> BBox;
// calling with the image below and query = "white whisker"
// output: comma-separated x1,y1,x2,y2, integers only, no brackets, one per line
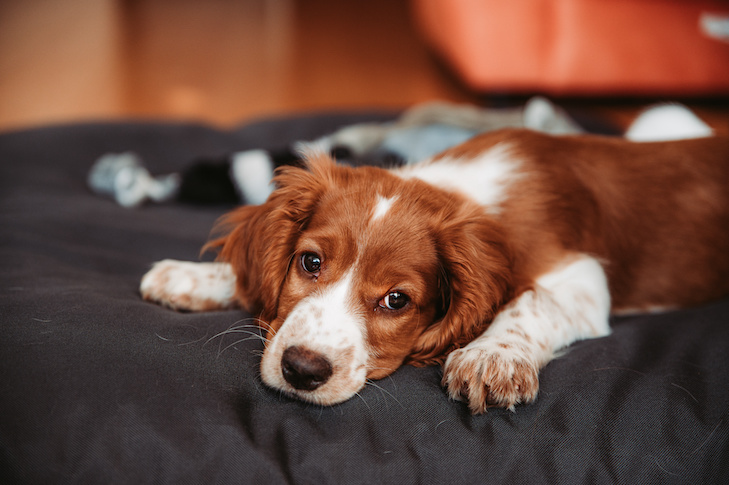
352,390,371,410
365,379,404,409
216,335,266,359
205,319,270,346
176,332,210,347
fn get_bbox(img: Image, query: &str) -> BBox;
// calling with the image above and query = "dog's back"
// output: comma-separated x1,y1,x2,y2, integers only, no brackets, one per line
433,130,729,311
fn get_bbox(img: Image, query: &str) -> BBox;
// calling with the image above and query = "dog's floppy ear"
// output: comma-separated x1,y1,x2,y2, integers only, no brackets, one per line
203,152,335,321
408,207,513,365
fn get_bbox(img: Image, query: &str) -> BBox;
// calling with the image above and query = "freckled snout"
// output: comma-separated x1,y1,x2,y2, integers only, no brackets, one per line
281,346,333,391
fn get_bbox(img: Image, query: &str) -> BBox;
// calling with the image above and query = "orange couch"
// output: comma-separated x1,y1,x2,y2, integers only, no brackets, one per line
412,0,729,95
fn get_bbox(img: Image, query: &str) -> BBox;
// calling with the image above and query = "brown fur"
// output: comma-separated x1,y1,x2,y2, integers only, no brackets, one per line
206,130,729,379
444,130,729,310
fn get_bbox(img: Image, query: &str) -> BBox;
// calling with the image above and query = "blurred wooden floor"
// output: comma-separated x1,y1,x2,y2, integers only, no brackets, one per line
0,0,478,131
1,0,728,133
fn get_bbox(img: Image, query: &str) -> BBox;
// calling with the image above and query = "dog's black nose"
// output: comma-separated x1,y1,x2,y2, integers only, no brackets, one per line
281,346,333,391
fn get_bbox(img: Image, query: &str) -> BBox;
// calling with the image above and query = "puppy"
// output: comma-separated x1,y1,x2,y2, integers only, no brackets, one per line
141,128,729,413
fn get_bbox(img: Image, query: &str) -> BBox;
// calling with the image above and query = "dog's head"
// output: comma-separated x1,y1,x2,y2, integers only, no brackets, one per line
206,153,511,405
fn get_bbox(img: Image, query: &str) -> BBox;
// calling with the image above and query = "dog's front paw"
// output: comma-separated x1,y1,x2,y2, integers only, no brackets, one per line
140,259,237,312
442,341,540,413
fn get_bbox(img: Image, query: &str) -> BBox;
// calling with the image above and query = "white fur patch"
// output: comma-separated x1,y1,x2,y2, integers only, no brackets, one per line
140,259,237,311
371,195,398,222
259,270,369,405
443,255,611,412
398,143,522,213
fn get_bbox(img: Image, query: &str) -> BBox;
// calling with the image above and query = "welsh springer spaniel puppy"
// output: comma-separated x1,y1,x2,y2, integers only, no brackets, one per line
141,127,729,413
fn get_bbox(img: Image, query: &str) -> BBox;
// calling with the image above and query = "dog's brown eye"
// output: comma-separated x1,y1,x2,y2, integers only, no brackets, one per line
379,291,410,311
301,253,322,275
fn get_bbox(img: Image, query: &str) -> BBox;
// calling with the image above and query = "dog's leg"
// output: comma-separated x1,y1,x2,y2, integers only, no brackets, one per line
140,259,238,311
442,254,611,413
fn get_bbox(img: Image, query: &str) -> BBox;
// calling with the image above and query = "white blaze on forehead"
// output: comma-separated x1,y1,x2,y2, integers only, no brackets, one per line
398,142,522,213
371,194,398,222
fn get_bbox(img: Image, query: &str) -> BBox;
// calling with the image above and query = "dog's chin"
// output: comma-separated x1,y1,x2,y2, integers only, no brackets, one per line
267,380,366,407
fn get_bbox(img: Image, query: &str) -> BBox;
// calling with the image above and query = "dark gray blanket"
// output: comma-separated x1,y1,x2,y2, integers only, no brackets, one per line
1,115,728,484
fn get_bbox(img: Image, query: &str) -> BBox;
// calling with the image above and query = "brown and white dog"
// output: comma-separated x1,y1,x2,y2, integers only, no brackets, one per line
141,111,729,414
